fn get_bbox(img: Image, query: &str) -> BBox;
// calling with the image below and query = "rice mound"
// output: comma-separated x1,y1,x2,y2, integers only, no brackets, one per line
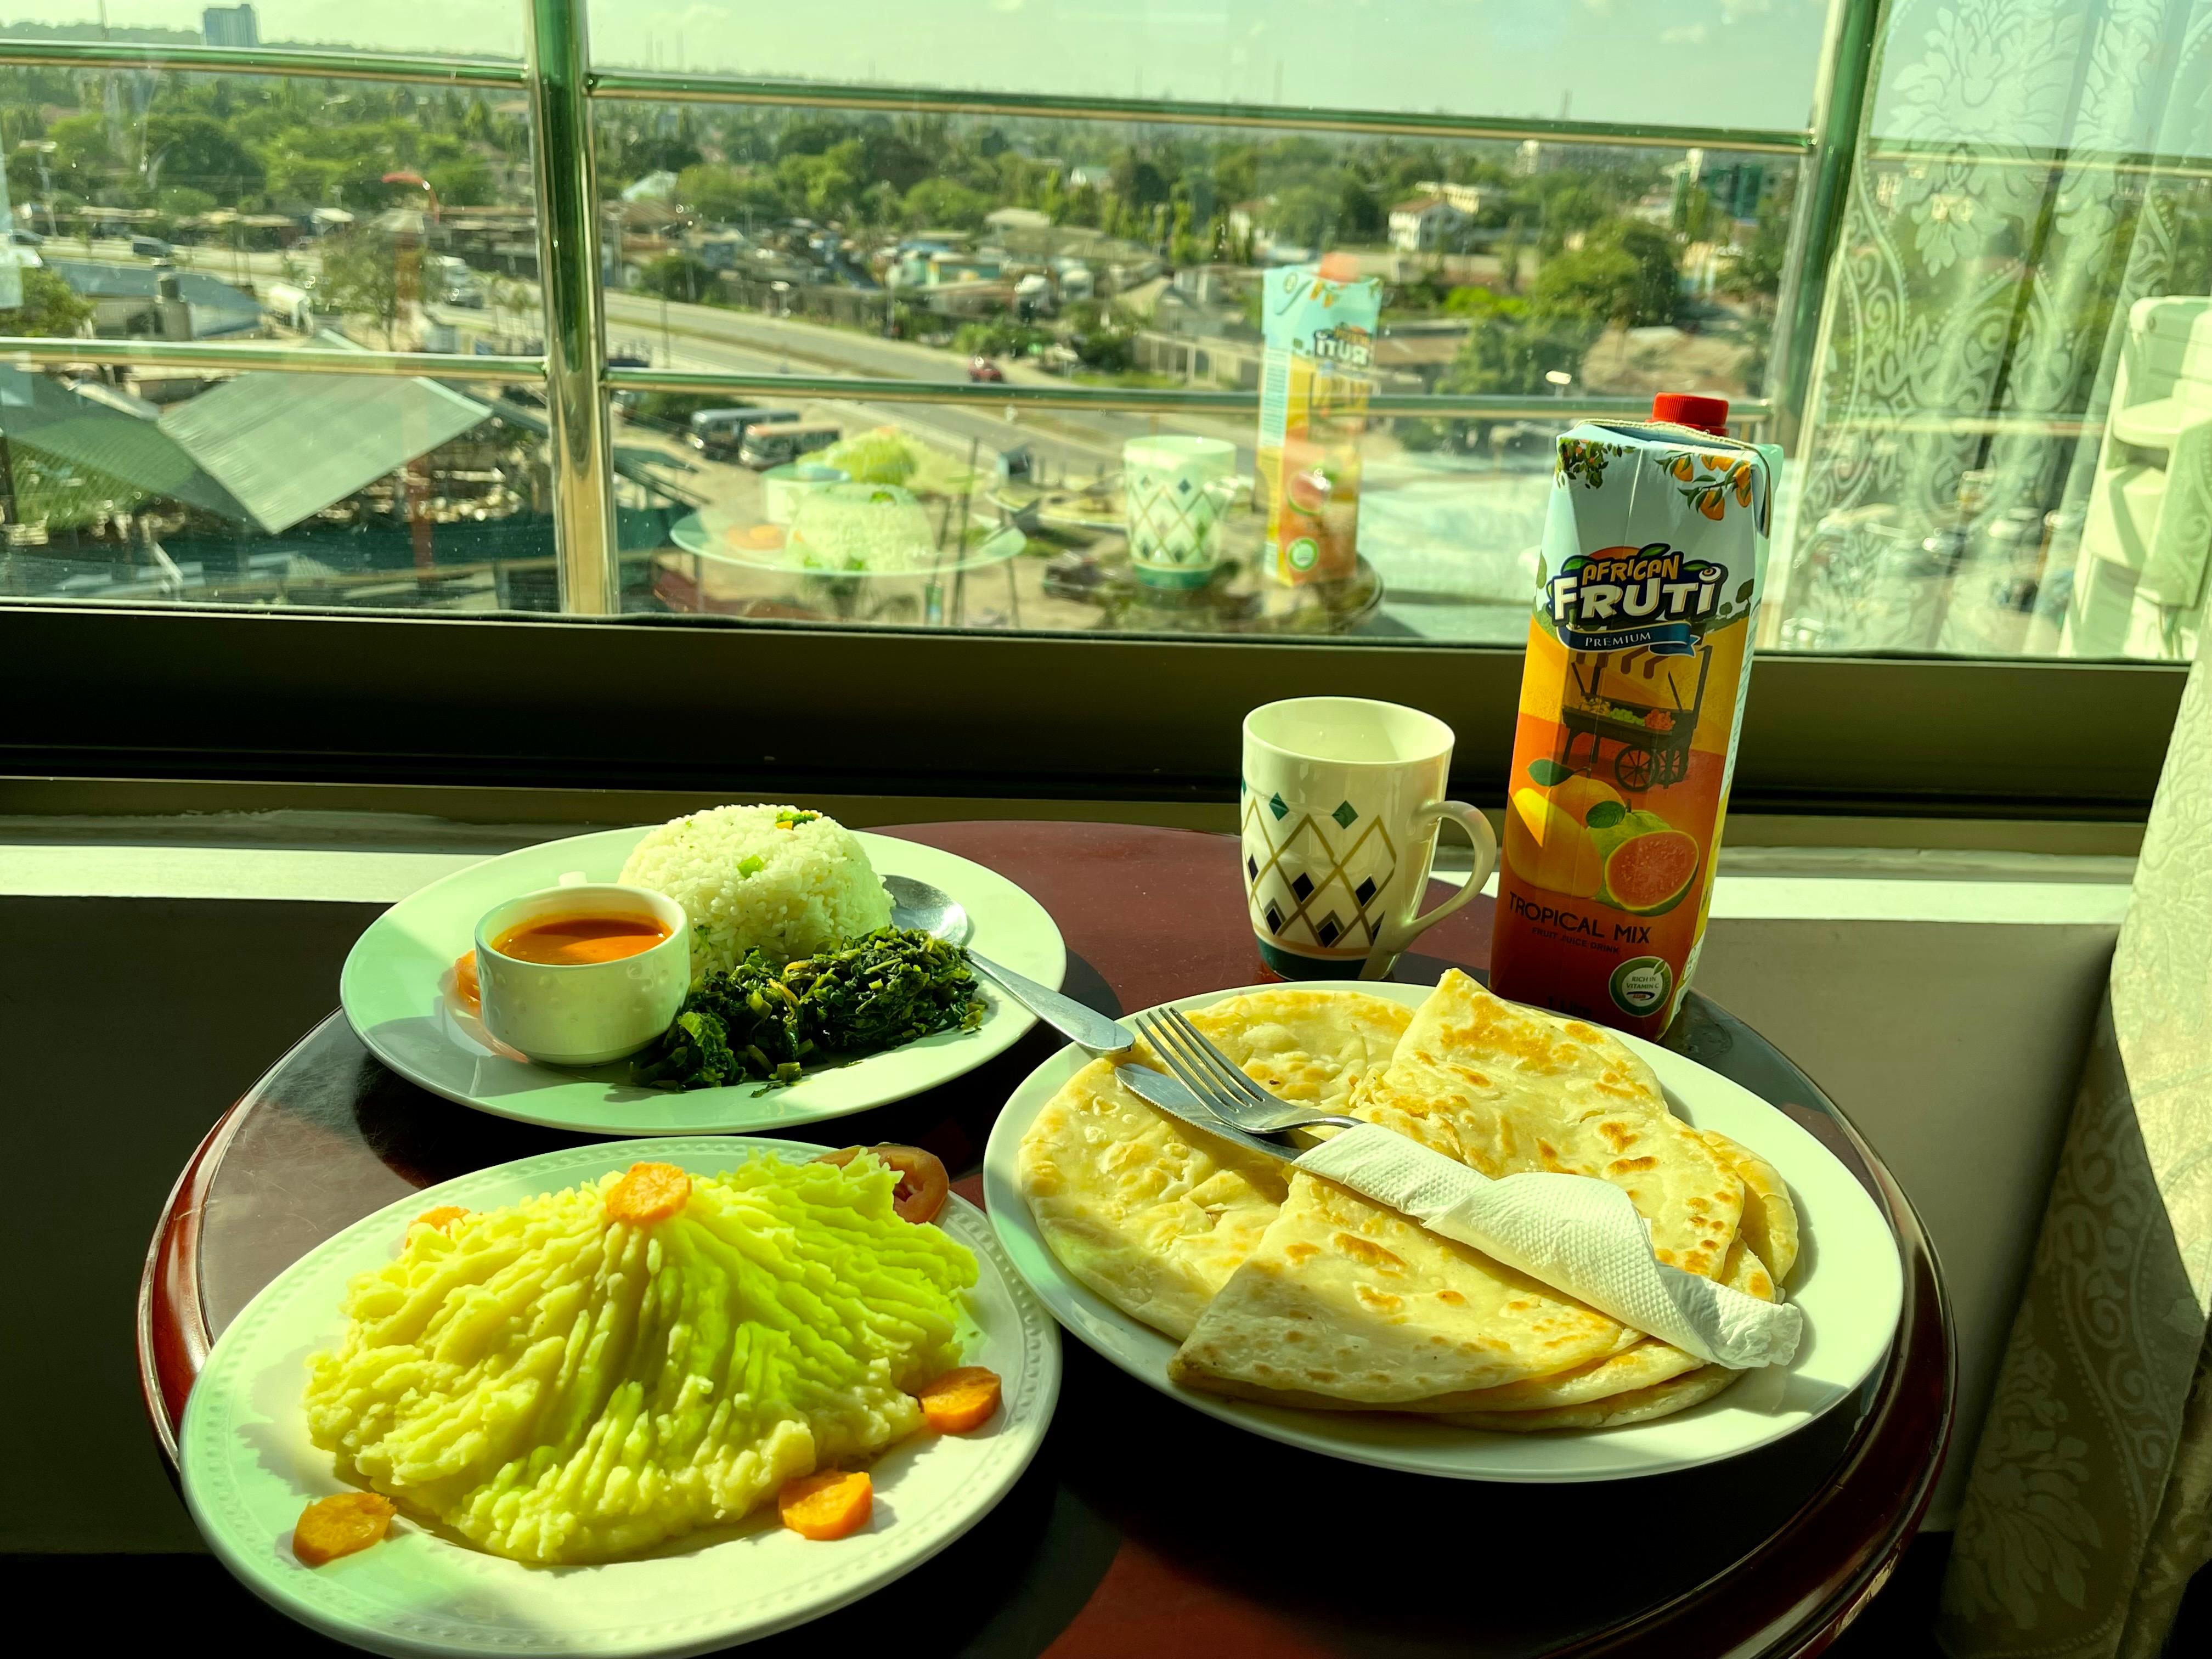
618,805,892,980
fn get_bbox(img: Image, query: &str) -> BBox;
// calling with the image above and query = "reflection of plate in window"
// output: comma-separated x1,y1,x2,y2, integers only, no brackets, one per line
671,495,1027,577
788,482,936,573
724,522,787,554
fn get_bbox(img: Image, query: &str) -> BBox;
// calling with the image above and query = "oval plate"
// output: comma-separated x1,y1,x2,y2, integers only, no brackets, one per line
984,980,1903,1482
341,829,1065,1134
181,1138,1061,1659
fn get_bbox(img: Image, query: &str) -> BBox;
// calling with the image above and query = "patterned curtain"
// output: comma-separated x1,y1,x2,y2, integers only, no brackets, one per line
1937,640,2212,1649
1777,0,2212,658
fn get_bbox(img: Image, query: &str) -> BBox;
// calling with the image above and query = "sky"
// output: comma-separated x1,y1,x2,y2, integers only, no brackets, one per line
2,1,1838,131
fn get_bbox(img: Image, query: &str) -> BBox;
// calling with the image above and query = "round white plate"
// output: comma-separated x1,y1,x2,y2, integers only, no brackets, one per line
181,1138,1062,1659
341,829,1065,1134
984,980,1903,1482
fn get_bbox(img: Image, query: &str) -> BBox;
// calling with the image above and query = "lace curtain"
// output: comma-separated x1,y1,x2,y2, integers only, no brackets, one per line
1776,0,2212,659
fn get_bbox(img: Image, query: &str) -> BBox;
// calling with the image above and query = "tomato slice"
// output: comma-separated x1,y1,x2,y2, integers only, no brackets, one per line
815,1144,950,1224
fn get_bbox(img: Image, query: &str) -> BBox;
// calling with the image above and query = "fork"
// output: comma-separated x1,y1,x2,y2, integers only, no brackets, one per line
1132,1006,1361,1136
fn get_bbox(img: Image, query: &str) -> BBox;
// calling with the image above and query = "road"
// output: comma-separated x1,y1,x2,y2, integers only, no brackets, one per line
53,238,1542,638
91,235,1258,476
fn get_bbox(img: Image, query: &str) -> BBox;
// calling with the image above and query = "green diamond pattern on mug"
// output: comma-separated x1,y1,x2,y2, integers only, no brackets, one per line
1241,794,1400,955
1126,464,1222,568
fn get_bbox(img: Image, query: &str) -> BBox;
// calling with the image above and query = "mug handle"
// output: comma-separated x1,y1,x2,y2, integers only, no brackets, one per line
1359,800,1499,980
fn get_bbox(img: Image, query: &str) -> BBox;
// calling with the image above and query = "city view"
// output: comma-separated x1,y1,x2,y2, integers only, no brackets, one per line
0,5,1791,637
4,3,2210,662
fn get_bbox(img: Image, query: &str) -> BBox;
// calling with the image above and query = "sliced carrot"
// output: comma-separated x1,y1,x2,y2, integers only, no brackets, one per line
776,1469,872,1541
412,1205,469,1236
915,1366,1001,1434
606,1161,691,1224
292,1492,396,1566
452,950,480,1013
814,1144,949,1224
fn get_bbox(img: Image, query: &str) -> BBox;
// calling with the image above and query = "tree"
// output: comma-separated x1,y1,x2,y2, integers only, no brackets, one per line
425,156,493,207
318,229,410,348
0,265,94,337
1112,152,1170,210
1170,196,1199,267
677,162,783,224
144,113,264,202
1722,199,1790,309
1335,171,1383,244
1214,144,1259,207
1532,218,1679,328
639,252,714,303
1268,182,1336,250
902,177,991,232
1435,288,1600,438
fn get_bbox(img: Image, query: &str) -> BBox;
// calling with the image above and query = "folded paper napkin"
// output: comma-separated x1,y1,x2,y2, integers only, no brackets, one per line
1295,1122,1802,1369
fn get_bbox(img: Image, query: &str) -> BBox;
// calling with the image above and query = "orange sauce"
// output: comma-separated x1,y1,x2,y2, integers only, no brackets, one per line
490,912,672,966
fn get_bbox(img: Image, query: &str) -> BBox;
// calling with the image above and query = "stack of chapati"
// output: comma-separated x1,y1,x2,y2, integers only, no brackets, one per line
1017,970,1797,1431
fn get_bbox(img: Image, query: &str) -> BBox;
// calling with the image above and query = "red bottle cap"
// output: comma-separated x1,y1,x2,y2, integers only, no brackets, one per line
1650,393,1731,436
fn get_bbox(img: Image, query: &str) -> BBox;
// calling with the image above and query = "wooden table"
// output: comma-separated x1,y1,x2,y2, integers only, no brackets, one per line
138,822,1952,1658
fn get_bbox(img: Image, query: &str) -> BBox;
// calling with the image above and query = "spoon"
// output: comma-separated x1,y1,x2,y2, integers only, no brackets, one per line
885,874,1133,1055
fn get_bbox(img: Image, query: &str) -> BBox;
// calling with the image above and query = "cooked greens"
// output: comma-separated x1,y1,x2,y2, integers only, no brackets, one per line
637,927,984,1090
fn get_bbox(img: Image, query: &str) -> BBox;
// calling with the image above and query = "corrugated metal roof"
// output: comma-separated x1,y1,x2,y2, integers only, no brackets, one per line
46,258,268,340
0,366,252,522
159,371,494,534
47,258,263,315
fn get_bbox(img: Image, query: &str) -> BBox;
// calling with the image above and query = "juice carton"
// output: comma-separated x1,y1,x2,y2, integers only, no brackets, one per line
1257,257,1382,584
1488,393,1776,1038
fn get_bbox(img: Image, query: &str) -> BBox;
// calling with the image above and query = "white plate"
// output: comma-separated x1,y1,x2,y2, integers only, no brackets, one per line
181,1138,1062,1659
984,980,1903,1482
341,829,1065,1134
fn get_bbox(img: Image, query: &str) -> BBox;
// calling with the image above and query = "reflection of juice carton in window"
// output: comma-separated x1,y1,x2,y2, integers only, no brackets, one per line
1258,259,1382,585
1488,394,1779,1040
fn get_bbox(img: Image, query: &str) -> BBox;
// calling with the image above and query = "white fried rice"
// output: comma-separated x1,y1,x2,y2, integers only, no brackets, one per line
617,804,892,980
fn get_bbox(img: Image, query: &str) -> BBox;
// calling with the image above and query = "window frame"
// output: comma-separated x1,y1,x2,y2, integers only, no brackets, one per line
0,2,2189,820
0,603,2181,817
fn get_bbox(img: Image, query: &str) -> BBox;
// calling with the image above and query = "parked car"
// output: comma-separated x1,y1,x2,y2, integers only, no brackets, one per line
687,407,800,458
129,235,172,259
738,419,840,469
967,356,1005,383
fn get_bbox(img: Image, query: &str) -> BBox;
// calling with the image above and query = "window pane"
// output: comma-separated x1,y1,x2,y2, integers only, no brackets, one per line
2,3,522,58
0,60,543,341
0,53,557,613
1777,0,2212,665
0,369,565,610
595,97,1794,642
586,1,1829,133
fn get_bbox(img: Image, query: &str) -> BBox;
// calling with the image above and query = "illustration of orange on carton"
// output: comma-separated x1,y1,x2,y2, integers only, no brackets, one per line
1503,765,1623,897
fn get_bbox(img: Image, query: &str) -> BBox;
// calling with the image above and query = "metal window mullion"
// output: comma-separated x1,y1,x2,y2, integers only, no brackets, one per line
526,0,618,617
1768,0,1884,446
583,70,1814,156
596,365,1776,427
0,40,525,87
0,339,545,381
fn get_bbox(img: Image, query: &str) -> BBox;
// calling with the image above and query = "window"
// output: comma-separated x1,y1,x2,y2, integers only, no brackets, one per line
0,3,2199,812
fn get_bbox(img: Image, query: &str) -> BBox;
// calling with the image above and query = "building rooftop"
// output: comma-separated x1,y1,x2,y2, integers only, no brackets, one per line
0,365,252,523
157,371,495,534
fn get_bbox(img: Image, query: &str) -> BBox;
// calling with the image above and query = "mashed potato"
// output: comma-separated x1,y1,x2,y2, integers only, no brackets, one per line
303,1154,975,1564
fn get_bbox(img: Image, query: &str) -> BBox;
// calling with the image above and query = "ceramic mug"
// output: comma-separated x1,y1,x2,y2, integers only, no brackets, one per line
1124,434,1238,589
1241,697,1498,980
473,883,690,1066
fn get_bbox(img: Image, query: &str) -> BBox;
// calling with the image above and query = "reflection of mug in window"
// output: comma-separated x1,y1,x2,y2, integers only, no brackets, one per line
1124,435,1238,590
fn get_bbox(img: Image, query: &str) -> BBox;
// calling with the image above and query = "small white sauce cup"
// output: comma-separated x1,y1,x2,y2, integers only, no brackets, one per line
473,883,690,1066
